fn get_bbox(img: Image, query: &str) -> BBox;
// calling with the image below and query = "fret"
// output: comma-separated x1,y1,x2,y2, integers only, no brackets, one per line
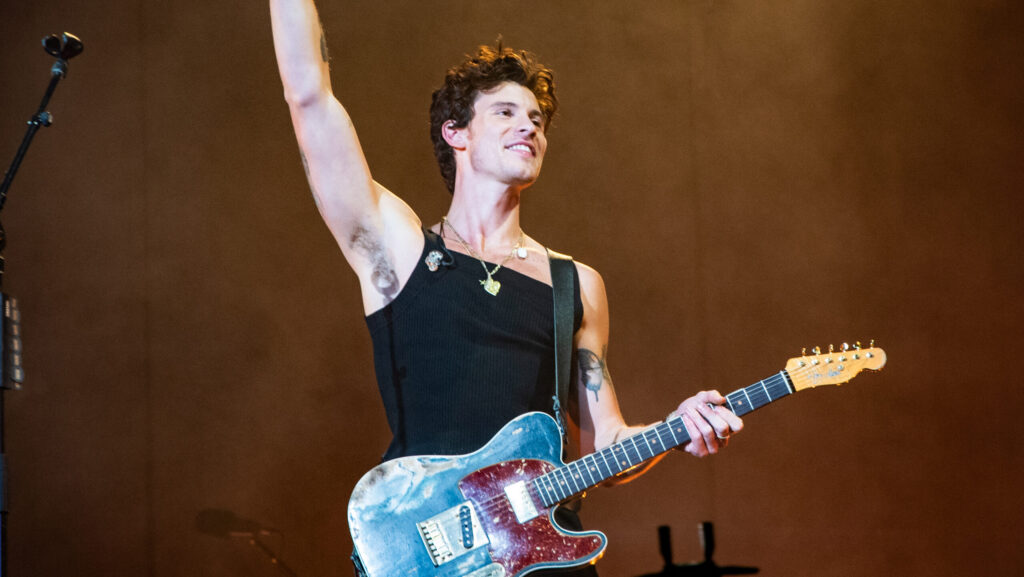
596,447,615,479
624,437,643,464
781,371,794,393
538,473,556,505
653,423,670,450
567,462,584,493
561,464,576,494
643,428,661,454
546,471,562,503
761,373,792,404
770,372,793,396
665,419,680,445
726,390,749,416
761,379,774,402
593,454,607,484
555,471,568,501
560,466,575,497
540,476,555,506
663,422,679,448
741,388,754,412
625,438,642,466
746,384,770,410
615,440,633,466
552,468,570,500
536,475,552,508
636,432,656,459
666,417,689,447
611,445,629,472
581,454,599,486
724,394,737,414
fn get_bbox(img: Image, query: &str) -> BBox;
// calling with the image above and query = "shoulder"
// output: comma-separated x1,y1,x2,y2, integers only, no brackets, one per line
571,260,609,320
572,260,605,296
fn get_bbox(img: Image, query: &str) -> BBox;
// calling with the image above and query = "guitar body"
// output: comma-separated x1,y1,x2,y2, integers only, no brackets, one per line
348,412,606,577
348,346,886,576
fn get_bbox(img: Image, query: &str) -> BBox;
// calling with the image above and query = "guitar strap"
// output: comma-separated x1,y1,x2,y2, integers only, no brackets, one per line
547,248,574,454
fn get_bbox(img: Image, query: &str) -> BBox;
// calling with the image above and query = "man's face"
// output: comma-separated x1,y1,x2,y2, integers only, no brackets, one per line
462,81,548,188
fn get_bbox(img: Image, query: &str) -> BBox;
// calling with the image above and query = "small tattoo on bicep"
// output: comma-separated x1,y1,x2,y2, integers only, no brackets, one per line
578,347,610,402
319,33,329,63
351,226,399,303
299,150,324,213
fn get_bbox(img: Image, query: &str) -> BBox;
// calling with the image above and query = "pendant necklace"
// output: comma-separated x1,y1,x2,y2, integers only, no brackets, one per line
441,217,524,296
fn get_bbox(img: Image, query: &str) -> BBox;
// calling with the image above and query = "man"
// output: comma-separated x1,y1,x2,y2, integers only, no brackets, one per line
270,1,743,575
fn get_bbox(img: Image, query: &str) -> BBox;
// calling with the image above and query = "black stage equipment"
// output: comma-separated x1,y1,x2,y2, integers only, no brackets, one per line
0,31,84,576
196,509,298,576
634,522,759,577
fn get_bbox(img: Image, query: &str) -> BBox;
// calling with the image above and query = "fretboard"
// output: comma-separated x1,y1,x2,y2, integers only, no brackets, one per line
532,370,794,507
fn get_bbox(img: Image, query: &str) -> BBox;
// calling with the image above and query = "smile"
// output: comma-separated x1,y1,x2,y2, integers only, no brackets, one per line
506,143,535,156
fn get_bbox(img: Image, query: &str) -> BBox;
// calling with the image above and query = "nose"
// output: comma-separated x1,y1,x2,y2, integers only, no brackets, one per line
516,114,537,136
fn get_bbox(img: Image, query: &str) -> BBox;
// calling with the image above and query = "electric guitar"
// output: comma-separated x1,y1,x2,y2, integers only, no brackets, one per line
348,344,886,577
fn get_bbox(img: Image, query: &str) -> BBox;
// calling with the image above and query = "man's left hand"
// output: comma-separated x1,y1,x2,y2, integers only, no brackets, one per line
671,390,744,457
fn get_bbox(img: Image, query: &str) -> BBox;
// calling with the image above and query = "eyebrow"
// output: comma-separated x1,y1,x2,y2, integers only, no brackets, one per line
490,101,544,119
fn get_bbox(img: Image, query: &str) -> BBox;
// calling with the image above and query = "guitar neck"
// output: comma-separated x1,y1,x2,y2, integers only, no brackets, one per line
532,371,794,507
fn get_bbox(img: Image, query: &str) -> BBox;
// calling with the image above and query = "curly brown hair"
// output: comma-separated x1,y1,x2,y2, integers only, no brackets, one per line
429,44,558,193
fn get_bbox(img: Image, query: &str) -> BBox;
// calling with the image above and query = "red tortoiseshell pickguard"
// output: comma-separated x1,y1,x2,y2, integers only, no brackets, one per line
459,459,604,575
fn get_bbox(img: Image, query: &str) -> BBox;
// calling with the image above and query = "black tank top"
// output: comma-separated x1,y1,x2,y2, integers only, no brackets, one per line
365,229,583,461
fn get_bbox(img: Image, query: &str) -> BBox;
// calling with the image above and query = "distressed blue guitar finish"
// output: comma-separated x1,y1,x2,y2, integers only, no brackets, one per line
348,346,886,576
348,412,606,577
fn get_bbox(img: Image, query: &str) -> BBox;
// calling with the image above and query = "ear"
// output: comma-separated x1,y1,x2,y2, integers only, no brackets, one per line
441,120,468,150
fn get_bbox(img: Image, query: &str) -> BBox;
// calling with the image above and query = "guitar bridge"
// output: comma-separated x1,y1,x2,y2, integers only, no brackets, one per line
416,501,489,567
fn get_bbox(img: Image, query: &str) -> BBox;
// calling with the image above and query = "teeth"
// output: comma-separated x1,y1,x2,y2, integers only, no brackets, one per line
508,144,531,153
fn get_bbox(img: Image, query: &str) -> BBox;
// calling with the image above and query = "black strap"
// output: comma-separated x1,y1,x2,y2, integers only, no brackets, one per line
547,249,574,445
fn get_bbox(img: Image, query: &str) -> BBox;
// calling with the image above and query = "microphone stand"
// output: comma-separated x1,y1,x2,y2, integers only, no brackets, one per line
635,523,759,577
196,509,299,576
246,535,299,577
0,32,83,576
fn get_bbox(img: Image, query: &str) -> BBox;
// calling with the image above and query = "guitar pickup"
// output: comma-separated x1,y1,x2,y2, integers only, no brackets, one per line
417,501,489,567
504,480,540,523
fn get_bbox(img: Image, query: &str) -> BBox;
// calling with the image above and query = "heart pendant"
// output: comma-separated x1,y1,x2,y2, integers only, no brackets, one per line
481,277,501,296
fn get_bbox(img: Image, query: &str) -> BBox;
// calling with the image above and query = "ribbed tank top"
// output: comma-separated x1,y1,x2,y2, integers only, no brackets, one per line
365,229,583,461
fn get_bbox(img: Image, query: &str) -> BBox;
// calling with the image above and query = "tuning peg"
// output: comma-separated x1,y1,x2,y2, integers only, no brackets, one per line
829,344,834,353
813,346,821,355
842,342,850,351
802,347,807,357
855,341,862,350
870,339,875,348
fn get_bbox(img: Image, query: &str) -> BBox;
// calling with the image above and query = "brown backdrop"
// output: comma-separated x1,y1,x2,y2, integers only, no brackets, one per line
1,1,1021,576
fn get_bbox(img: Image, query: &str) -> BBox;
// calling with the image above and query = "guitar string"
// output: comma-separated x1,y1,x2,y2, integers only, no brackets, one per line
462,356,874,516
467,372,790,516
466,366,807,516
473,366,802,515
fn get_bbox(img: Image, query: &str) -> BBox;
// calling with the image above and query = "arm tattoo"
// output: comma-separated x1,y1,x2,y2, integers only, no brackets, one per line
298,150,324,213
319,28,329,63
578,347,611,402
351,225,399,303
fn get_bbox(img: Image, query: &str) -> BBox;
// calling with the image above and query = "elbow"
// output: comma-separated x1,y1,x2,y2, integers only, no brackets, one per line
283,85,326,110
280,72,333,110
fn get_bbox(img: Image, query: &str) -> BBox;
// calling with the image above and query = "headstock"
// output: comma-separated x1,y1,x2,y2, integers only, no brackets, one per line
785,341,886,391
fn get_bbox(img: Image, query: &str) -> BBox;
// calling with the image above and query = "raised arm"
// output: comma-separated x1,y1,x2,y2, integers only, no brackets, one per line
572,263,743,483
270,0,422,313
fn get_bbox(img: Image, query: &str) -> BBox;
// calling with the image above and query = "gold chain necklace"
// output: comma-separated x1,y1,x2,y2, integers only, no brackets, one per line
441,216,524,296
